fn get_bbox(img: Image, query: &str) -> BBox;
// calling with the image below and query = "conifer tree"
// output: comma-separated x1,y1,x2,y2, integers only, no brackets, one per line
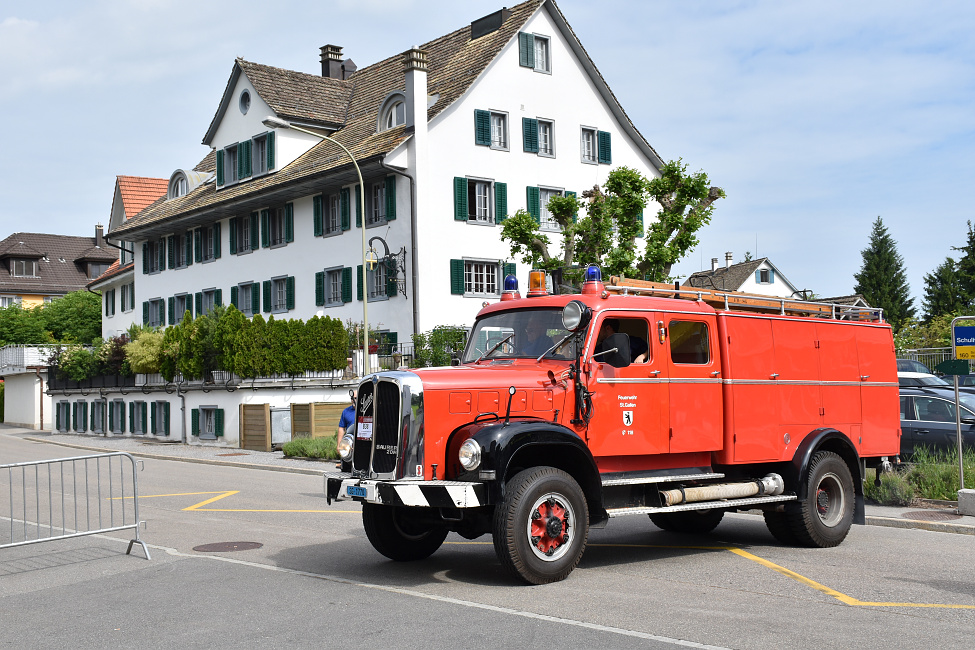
852,217,915,330
953,220,975,306
921,257,964,322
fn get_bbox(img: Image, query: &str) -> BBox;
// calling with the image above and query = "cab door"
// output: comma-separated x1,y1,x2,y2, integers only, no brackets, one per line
664,314,723,453
586,314,669,458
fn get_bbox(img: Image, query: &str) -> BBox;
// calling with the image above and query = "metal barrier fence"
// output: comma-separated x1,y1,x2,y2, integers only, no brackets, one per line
0,452,150,559
896,347,970,373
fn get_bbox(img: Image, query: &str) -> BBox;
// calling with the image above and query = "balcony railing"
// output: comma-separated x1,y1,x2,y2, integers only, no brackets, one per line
0,345,55,375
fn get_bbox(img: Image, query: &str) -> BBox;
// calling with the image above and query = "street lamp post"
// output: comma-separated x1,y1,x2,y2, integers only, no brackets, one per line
261,116,370,376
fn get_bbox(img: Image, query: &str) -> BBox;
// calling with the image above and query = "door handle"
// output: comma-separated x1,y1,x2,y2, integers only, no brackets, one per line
860,375,870,381
916,430,929,435
770,373,779,379
710,371,720,377
649,370,661,376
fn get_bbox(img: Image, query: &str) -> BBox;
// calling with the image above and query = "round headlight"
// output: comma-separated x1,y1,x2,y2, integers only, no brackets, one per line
458,439,481,471
337,433,354,461
562,299,592,332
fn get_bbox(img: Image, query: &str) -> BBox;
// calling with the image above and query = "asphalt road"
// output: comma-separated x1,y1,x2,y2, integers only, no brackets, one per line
2,433,974,649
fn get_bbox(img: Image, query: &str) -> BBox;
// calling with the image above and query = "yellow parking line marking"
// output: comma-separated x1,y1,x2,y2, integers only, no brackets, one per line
112,491,230,500
183,491,240,510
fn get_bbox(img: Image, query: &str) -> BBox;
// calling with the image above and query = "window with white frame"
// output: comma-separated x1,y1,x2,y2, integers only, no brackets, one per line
121,243,133,266
581,127,597,164
12,259,37,277
326,268,344,306
368,263,387,301
0,296,18,308
235,216,252,253
252,134,268,176
467,179,492,223
121,283,133,312
202,289,217,315
491,112,508,150
146,239,164,273
369,182,386,226
110,400,125,433
170,176,187,198
199,406,218,440
175,294,191,322
534,35,551,73
757,269,773,284
382,101,405,130
147,298,164,327
538,120,554,157
173,232,188,268
539,188,564,231
465,260,500,296
200,225,216,262
224,144,239,184
238,282,256,316
270,208,287,247
324,195,339,234
272,277,288,312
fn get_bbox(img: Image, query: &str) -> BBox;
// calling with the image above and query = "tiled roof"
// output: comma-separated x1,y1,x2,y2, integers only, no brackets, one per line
117,176,169,219
0,232,116,296
237,59,352,127
87,260,134,290
0,239,45,259
684,258,768,292
820,294,871,307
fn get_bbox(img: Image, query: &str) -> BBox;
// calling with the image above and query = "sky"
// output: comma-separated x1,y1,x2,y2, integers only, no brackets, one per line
1,0,973,306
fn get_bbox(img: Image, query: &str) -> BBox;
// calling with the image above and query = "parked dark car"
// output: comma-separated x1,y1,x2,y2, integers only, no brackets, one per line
897,359,933,374
899,387,975,459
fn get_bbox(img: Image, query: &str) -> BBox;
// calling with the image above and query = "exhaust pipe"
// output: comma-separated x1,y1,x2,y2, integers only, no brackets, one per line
660,474,785,507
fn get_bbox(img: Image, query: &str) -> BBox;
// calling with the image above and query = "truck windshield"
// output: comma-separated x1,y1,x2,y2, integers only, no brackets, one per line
463,308,576,363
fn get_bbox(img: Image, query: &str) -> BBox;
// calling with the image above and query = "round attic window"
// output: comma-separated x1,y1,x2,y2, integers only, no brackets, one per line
239,90,251,115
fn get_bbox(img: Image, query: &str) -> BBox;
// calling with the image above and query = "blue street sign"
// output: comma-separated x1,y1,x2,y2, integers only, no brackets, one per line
956,325,975,360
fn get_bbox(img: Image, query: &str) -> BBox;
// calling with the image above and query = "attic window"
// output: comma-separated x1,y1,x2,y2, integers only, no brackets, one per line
378,94,406,131
239,90,251,115
169,175,187,199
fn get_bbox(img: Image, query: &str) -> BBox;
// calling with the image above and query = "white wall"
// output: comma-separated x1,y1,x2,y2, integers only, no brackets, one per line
737,261,798,298
100,272,138,339
3,372,52,430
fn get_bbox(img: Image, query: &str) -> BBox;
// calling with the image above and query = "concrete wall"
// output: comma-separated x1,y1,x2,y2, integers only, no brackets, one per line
3,371,52,430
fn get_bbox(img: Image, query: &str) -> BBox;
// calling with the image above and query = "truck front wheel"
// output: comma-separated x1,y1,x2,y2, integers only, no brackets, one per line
492,467,589,585
784,450,855,548
362,504,448,561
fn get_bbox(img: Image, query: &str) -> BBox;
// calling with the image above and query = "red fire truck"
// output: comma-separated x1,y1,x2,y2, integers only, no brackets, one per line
327,266,899,584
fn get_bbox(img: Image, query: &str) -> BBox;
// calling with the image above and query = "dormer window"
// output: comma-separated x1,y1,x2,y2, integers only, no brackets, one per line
88,262,110,280
169,175,187,199
12,259,37,277
378,94,406,131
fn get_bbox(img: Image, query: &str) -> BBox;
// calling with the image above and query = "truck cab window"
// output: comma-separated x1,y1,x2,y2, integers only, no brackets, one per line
593,317,650,364
669,321,710,364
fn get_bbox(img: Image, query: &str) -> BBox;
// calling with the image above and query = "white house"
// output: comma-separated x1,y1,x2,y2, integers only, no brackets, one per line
110,0,665,348
684,254,801,299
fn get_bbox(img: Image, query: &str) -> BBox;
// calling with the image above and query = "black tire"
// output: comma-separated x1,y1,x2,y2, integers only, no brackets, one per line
783,451,855,548
649,509,724,534
361,504,448,561
492,467,589,585
763,510,799,545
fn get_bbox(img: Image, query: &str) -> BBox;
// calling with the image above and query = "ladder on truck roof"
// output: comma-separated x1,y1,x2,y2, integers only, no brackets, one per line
605,277,885,323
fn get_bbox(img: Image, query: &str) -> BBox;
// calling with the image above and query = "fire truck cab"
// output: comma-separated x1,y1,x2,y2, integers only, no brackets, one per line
327,267,899,584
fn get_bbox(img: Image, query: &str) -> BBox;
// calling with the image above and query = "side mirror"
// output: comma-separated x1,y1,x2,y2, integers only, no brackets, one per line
593,332,630,369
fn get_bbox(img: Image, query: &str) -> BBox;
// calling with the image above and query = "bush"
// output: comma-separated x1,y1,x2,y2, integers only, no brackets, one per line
282,435,338,459
412,326,467,367
866,446,975,505
864,469,915,506
125,330,163,374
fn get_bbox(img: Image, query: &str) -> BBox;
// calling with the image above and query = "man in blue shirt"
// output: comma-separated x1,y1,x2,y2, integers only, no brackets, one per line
337,388,356,471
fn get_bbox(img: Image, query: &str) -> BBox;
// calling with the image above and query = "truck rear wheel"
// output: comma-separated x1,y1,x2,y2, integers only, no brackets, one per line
785,451,855,548
762,511,798,544
362,504,448,561
649,509,724,534
492,467,589,585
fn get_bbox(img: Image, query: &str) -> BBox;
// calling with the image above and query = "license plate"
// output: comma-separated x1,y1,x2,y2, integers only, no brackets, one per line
346,485,367,498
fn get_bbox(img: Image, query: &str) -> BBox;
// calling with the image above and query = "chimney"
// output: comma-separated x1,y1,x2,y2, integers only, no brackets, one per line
471,7,512,40
320,45,344,78
95,224,104,247
711,257,719,272
725,252,733,268
341,58,357,80
403,47,428,128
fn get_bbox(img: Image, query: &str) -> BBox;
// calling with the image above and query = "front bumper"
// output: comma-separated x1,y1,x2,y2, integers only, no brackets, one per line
326,475,489,508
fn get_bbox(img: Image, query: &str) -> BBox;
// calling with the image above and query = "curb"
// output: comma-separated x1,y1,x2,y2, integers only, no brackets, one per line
865,515,975,536
22,437,328,477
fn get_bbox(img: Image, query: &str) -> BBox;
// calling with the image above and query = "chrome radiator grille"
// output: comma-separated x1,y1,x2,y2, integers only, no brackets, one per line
352,377,406,478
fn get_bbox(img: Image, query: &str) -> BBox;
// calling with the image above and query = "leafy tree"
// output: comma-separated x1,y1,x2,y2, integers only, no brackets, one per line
125,330,164,374
38,291,102,344
852,217,915,331
953,220,975,305
412,326,467,367
922,257,964,322
637,159,725,281
0,303,49,345
895,314,960,350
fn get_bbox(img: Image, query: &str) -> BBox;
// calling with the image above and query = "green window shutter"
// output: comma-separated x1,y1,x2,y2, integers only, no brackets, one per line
229,217,238,254
285,203,294,242
168,297,175,325
518,32,535,68
313,196,323,236
474,110,491,146
261,209,270,247
141,402,147,434
250,212,260,249
213,222,221,258
340,189,351,230
315,271,325,306
251,285,260,315
237,143,245,180
598,130,612,164
194,229,203,263
503,262,517,278
355,186,362,228
216,149,224,186
159,300,166,324
142,301,149,325
357,265,363,301
119,402,126,433
450,259,465,295
142,243,149,274
129,402,134,433
231,285,239,308
566,191,578,223
72,404,77,431
214,288,222,307
522,118,539,153
184,233,193,266
89,403,94,432
385,175,396,221
266,131,275,170
191,409,199,436
286,276,295,310
495,182,508,222
108,404,113,432
386,258,398,298
243,140,252,178
167,236,175,269
164,402,170,435
186,295,193,319
215,409,225,437
453,177,468,221
56,404,61,431
526,186,541,224
263,280,271,312
150,402,156,434
195,292,203,315
341,267,352,303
